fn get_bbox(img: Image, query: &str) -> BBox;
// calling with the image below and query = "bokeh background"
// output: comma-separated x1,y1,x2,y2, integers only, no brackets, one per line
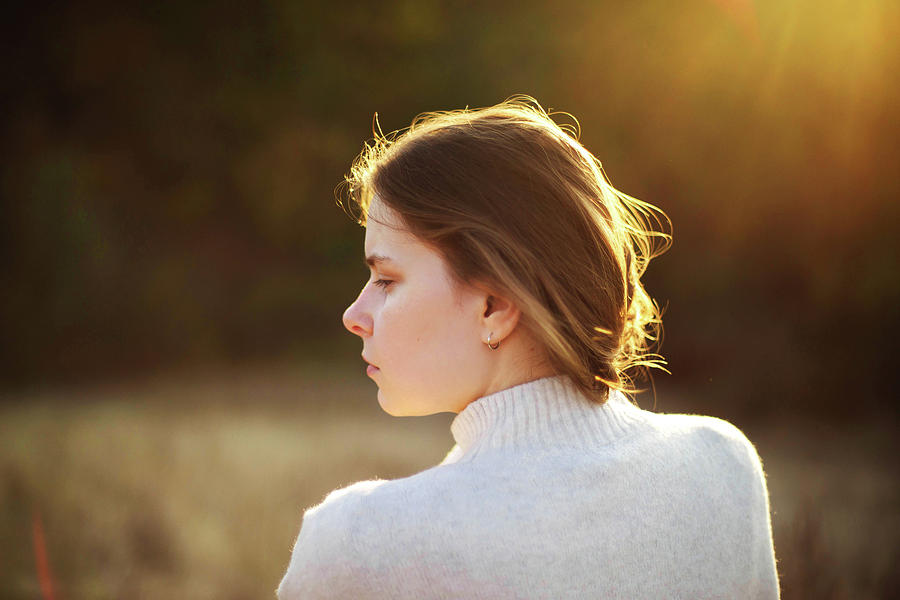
2,0,898,598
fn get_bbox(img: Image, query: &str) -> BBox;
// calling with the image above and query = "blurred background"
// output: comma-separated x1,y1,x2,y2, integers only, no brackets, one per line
1,0,897,598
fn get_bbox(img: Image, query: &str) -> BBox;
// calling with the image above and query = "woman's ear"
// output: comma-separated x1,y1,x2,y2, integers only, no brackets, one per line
481,293,521,343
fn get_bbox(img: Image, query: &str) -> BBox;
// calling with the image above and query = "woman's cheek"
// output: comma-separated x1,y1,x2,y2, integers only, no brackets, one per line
378,293,408,344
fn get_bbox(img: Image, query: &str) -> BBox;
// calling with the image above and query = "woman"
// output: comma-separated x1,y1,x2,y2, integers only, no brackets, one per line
277,97,779,599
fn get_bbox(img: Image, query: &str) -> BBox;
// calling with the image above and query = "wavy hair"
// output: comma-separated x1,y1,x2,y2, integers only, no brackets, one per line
338,96,671,402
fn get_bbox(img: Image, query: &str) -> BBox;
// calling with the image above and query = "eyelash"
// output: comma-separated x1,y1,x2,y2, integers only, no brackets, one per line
373,279,393,289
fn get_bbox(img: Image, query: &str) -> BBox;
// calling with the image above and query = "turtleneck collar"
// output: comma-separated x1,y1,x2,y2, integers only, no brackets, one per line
449,376,646,460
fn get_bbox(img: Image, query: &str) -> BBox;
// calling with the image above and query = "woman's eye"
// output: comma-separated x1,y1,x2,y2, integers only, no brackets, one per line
373,279,393,289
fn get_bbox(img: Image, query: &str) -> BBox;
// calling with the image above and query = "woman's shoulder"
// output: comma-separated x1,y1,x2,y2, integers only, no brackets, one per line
309,478,390,516
645,408,760,454
308,460,459,517
290,465,470,542
296,476,409,544
277,466,464,599
635,407,769,486
276,479,390,599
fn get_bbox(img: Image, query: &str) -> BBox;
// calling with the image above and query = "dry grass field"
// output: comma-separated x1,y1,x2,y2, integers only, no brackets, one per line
1,361,897,599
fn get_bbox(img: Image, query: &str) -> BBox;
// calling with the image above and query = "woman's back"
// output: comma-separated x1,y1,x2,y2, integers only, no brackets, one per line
278,377,778,599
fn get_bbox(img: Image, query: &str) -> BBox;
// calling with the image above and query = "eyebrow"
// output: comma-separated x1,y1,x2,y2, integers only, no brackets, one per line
365,254,394,267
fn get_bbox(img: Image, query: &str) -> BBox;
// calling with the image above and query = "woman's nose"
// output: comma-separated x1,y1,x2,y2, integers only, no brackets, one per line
342,291,373,338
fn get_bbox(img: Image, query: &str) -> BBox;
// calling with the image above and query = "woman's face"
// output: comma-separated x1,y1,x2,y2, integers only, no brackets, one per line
342,199,490,416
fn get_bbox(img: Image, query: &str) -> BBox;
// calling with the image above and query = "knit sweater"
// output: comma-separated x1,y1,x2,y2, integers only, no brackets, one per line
277,376,779,599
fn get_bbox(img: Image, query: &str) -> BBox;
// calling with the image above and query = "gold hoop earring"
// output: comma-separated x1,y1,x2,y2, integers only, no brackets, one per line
487,332,500,350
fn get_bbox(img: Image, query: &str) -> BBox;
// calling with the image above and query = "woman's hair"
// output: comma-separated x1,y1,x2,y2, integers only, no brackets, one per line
338,96,671,402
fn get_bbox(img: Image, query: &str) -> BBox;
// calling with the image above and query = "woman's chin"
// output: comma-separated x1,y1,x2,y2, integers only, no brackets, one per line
376,388,434,417
376,388,405,416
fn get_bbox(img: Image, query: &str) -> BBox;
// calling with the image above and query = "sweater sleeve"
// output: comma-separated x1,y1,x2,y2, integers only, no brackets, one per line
743,432,780,599
276,480,385,600
709,417,780,599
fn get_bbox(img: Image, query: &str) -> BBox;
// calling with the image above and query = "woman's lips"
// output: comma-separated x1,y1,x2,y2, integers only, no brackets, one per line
362,355,379,376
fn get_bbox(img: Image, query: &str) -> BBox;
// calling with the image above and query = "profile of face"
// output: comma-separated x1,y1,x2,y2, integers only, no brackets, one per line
341,199,500,416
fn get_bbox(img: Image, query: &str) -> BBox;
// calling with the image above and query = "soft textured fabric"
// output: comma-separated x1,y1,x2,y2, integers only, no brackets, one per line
277,376,779,599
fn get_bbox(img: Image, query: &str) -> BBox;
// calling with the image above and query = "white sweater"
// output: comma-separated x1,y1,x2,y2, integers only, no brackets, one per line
277,376,779,599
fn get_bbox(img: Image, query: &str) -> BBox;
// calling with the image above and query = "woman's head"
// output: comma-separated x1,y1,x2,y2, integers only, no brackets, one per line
341,96,670,413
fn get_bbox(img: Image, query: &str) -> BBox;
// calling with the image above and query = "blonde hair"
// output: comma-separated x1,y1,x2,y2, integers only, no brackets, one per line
338,96,671,402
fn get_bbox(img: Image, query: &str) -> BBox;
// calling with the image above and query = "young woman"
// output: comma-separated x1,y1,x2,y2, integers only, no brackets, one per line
278,97,779,599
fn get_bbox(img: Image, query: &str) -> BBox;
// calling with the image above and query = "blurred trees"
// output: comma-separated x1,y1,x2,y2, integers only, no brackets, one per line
2,0,897,415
